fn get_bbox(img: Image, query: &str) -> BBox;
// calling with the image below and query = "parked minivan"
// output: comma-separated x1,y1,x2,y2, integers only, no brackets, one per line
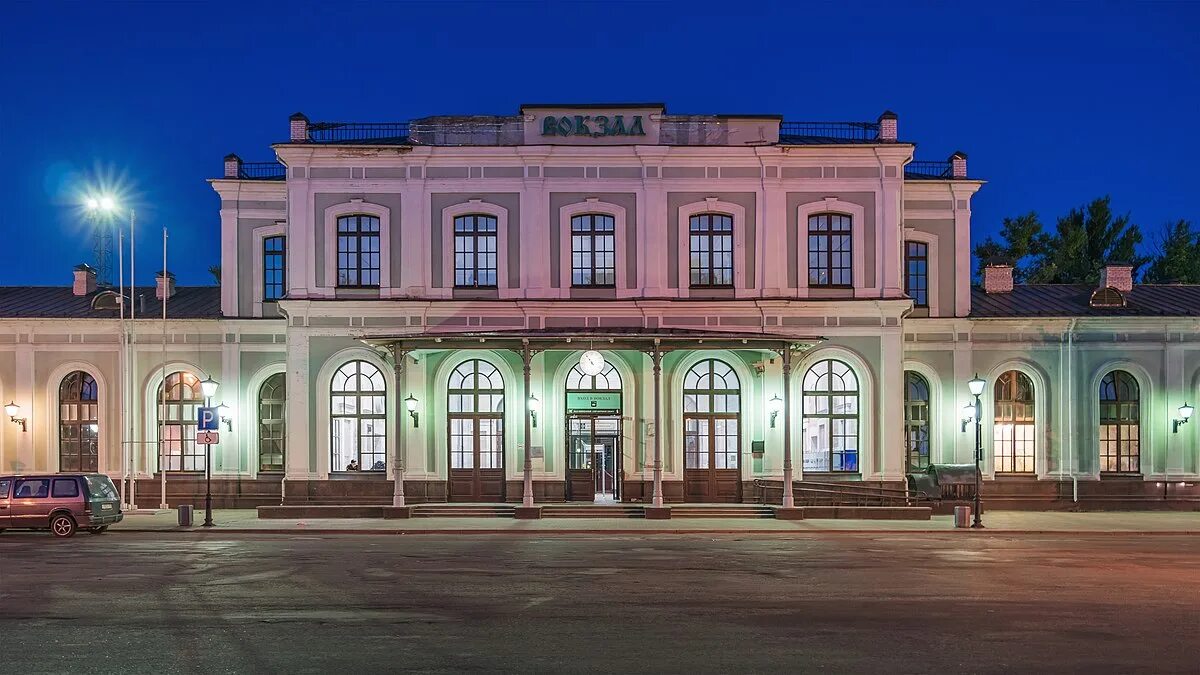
0,473,123,538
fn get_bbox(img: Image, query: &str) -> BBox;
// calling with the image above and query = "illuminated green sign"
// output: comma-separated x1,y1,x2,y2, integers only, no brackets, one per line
541,115,645,138
566,392,622,411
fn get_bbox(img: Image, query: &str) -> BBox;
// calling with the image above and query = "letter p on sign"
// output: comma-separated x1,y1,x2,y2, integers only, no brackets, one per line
198,406,219,431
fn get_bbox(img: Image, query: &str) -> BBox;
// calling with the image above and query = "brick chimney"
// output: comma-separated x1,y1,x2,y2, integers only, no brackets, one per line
1100,263,1134,292
982,260,1014,294
878,111,898,142
289,112,309,142
72,264,97,296
155,270,176,301
224,153,242,178
950,151,968,179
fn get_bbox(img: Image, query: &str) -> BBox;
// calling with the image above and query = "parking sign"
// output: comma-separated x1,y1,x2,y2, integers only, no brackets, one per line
198,406,219,431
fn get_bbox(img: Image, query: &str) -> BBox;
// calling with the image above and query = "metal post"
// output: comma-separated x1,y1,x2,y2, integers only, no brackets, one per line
128,209,137,510
118,226,128,509
203,394,214,527
521,341,534,508
392,346,407,508
781,344,795,508
159,227,168,510
651,340,664,508
972,393,984,528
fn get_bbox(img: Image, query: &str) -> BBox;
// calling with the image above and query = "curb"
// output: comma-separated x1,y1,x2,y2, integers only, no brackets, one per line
108,527,1200,537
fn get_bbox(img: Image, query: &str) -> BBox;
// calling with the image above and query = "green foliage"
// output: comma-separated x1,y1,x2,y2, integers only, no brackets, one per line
1143,220,1200,283
973,212,1044,282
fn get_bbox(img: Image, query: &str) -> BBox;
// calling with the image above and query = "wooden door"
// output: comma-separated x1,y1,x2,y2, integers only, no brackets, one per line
447,360,506,502
682,359,742,503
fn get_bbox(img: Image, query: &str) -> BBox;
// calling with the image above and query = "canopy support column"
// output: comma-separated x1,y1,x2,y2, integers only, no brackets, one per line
782,343,795,508
651,340,664,508
391,346,408,509
521,340,534,508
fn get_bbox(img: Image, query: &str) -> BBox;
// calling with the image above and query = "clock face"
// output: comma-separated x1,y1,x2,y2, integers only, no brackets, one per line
579,350,606,376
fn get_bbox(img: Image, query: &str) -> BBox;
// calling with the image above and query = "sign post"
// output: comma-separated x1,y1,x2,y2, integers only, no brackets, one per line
196,403,219,527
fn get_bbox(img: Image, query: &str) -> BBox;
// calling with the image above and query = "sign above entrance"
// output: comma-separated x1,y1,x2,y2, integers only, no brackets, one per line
541,115,645,138
520,105,663,145
567,392,622,411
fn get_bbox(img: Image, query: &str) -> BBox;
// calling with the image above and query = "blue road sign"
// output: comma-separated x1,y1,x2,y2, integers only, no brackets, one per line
198,406,219,431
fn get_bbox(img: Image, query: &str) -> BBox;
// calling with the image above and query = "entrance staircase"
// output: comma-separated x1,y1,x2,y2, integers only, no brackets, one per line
669,504,775,519
542,504,644,518
411,504,516,518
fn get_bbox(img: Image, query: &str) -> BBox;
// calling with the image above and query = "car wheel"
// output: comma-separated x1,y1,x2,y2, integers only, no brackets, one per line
50,514,76,538
88,526,109,534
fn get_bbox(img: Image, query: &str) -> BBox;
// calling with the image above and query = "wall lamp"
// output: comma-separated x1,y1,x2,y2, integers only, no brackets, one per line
217,402,233,432
528,395,540,428
1174,402,1195,434
960,402,976,433
405,394,419,428
768,394,783,428
3,401,26,432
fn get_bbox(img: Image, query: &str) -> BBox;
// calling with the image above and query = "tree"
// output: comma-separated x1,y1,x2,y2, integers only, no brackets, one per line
1144,220,1200,283
973,212,1046,282
208,265,221,285
1027,197,1146,283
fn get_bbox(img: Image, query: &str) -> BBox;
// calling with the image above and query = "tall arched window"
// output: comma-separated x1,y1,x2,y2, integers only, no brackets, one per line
808,213,852,287
688,213,734,287
566,362,622,391
1100,370,1140,473
904,371,931,471
454,214,498,288
258,372,286,472
682,359,741,501
802,359,859,472
159,372,204,472
59,371,98,472
336,214,381,287
331,361,386,472
994,370,1035,473
571,214,615,287
448,359,505,501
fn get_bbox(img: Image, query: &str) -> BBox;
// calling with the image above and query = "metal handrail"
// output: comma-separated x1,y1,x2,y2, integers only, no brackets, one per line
753,479,928,506
237,162,287,180
905,160,953,179
307,121,411,143
779,121,880,141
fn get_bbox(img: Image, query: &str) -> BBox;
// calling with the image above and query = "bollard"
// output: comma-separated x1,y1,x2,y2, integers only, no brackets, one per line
953,505,971,528
177,504,194,527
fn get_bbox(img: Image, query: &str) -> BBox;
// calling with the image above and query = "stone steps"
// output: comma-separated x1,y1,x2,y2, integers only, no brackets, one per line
411,505,516,518
670,506,776,519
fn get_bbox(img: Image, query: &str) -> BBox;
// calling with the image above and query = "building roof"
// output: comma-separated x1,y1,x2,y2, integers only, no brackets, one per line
0,286,222,320
970,284,1200,318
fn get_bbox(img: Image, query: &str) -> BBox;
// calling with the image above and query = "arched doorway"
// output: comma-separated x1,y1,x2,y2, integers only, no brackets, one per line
564,361,623,502
682,358,742,502
447,359,505,502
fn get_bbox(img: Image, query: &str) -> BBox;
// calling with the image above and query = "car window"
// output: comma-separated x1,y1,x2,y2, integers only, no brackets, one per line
85,475,119,500
14,479,50,499
52,478,80,499
0,479,9,498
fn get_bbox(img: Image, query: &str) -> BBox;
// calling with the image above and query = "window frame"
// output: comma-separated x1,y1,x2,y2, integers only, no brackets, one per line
807,213,854,288
802,359,861,473
158,372,205,472
688,213,735,288
993,370,1036,474
453,214,500,289
258,372,286,473
903,371,931,472
447,359,506,471
335,214,381,288
1099,370,1140,474
330,360,387,472
570,213,617,288
262,234,286,302
681,359,741,471
58,370,98,473
904,240,929,308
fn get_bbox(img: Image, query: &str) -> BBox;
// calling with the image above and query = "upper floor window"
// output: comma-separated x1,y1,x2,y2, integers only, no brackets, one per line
263,235,286,301
808,213,852,287
905,241,928,307
688,213,733,287
454,214,498,288
571,214,616,287
336,215,380,287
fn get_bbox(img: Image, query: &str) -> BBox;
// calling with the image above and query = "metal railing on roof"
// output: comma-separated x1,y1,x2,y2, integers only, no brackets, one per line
905,160,954,179
237,162,287,180
779,121,880,142
307,121,411,143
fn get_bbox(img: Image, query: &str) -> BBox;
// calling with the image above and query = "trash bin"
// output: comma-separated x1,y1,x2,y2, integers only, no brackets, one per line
177,504,194,527
953,505,971,528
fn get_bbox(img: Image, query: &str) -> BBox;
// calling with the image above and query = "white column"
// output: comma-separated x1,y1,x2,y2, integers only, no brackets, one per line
220,339,239,475
651,342,664,507
284,328,311,483
781,345,794,507
392,346,407,507
14,341,34,471
878,329,905,480
522,342,534,507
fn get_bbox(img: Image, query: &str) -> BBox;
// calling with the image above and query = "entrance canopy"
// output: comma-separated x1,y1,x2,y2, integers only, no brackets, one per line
364,327,824,354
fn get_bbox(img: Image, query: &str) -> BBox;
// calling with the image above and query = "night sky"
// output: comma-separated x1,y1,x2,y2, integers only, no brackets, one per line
2,1,1197,286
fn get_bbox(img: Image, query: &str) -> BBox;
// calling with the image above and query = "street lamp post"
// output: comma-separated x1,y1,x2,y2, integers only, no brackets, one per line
967,374,987,528
200,376,219,527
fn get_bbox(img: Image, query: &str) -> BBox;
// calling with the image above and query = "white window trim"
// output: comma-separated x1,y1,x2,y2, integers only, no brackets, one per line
1086,361,1155,479
677,198,748,297
795,197,867,297
982,361,1051,479
323,200,391,292
245,363,287,479
793,346,877,480
44,362,108,474
558,198,628,296
901,228,940,317
251,222,287,317
315,349,396,479
441,200,511,295
901,360,945,467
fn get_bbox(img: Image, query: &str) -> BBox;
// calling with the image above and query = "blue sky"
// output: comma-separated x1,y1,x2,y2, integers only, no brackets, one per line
2,1,1197,286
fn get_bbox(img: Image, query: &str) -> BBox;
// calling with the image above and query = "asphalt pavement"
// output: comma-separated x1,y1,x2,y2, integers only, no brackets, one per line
1,531,1198,674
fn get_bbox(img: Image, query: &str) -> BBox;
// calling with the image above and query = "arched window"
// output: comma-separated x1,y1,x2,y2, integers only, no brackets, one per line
454,214,498,288
802,359,859,472
1100,370,1140,473
808,213,852,287
59,371,98,472
258,373,286,472
566,361,622,391
571,214,616,287
904,371,931,471
331,361,386,472
159,372,204,472
336,214,380,287
994,371,1035,473
688,213,733,287
448,359,505,501
682,359,741,501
